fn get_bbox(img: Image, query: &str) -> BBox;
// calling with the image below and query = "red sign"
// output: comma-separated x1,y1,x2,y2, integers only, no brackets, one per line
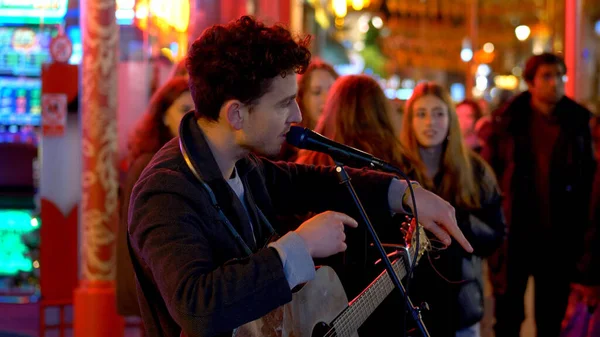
50,34,73,63
42,93,67,136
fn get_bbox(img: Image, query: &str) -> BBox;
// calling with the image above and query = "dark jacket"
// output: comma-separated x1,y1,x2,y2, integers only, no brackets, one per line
481,91,596,292
127,113,398,337
116,153,154,317
406,154,505,335
577,166,600,285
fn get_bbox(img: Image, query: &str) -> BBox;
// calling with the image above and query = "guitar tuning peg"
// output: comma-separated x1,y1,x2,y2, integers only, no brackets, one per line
419,302,430,312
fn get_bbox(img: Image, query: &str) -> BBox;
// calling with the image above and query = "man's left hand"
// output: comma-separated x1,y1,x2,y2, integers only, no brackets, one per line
389,179,473,253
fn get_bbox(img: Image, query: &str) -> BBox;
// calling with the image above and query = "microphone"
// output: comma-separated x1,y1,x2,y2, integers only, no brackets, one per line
286,127,429,337
286,126,398,173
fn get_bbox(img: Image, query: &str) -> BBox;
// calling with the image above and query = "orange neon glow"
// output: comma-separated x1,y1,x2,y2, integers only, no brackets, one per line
135,0,190,33
116,0,135,10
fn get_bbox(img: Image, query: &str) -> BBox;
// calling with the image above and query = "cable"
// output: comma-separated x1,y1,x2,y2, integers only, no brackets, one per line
391,168,420,337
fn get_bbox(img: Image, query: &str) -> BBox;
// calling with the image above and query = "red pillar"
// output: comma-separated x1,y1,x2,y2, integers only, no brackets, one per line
189,0,221,41
256,0,291,26
189,0,291,42
564,0,581,100
220,0,248,24
74,0,124,336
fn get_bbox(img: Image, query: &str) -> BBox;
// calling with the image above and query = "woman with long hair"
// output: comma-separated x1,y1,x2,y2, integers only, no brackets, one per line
116,76,193,317
296,58,339,130
126,76,192,167
295,74,409,336
296,74,402,167
399,82,505,337
278,58,338,161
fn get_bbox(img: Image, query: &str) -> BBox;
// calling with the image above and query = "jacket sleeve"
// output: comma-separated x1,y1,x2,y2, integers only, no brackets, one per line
462,159,507,257
577,222,600,285
576,167,600,285
116,153,154,316
128,170,292,337
256,158,399,219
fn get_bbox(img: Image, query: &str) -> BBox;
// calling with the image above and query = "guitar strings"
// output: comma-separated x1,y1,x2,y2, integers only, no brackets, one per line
324,259,410,337
323,227,434,337
327,241,429,337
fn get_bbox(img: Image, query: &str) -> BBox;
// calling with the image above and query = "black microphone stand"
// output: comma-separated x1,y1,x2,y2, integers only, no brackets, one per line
333,160,430,337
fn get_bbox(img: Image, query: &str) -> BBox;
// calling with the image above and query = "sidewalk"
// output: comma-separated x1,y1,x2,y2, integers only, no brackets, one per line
0,302,143,337
0,276,534,337
0,303,37,337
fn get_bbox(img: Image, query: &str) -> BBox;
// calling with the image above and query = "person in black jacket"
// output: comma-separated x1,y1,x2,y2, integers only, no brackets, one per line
397,82,505,337
481,53,597,337
116,76,192,318
561,153,600,335
127,16,474,337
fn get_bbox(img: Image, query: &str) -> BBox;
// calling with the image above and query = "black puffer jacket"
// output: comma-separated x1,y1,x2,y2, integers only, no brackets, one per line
481,91,596,292
405,154,506,336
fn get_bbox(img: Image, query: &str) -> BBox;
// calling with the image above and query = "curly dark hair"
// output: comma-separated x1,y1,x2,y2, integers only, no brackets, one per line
186,15,311,121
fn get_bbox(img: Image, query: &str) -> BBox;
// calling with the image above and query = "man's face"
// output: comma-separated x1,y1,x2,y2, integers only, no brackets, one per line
239,73,302,156
528,63,565,104
456,104,477,135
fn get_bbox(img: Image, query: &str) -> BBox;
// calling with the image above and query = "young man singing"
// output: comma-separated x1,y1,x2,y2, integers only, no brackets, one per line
127,16,473,337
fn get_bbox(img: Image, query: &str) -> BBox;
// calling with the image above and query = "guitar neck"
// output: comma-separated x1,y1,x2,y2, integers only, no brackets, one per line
330,256,409,337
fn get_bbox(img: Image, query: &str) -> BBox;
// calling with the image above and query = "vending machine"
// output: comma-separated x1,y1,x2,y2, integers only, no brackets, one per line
0,0,69,298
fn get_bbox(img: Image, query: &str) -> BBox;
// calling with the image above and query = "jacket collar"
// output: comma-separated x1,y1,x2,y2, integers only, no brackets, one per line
500,91,590,133
179,111,258,182
178,111,262,251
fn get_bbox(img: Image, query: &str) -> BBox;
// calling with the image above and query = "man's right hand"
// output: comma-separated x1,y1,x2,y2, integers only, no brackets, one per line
295,211,358,258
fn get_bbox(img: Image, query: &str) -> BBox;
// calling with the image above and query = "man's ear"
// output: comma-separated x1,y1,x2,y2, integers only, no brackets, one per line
223,99,245,130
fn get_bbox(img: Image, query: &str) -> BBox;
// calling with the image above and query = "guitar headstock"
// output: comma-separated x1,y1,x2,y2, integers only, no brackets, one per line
401,217,430,267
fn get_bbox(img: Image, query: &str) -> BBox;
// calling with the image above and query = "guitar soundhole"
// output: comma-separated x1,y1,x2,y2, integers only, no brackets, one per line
312,322,336,337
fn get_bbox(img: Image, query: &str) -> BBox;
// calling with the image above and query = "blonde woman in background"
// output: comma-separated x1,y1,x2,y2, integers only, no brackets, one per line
398,82,505,337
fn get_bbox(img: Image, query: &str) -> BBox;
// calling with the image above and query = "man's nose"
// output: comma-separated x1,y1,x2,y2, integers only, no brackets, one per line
290,103,302,124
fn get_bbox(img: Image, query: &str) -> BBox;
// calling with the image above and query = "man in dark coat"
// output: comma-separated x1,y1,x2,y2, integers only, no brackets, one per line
481,52,597,337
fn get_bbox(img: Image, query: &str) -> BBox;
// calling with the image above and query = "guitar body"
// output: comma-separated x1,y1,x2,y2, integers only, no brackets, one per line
234,266,358,337
234,221,429,337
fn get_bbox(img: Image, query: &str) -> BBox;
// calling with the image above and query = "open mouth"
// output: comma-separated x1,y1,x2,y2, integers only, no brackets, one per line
423,130,437,137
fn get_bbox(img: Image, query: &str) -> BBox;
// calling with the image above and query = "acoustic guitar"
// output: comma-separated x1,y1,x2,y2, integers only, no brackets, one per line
234,219,430,337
